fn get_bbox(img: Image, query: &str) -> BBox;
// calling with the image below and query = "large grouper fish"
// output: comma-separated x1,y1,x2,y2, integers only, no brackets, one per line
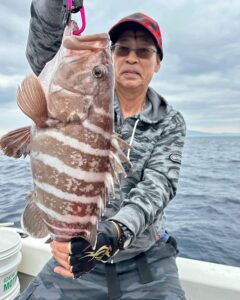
0,22,130,247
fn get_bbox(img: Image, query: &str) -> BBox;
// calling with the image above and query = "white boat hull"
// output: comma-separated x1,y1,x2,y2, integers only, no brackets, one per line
4,228,240,300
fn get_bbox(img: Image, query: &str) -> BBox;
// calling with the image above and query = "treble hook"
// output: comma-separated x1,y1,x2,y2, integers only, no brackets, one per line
67,0,86,35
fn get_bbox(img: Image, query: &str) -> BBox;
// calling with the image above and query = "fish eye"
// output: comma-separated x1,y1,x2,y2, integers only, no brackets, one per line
93,65,108,79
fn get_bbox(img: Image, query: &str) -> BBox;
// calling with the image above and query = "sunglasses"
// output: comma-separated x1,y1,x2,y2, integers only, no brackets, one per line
111,44,157,59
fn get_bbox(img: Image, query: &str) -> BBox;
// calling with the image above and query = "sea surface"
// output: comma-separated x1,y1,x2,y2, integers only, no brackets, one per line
0,136,239,267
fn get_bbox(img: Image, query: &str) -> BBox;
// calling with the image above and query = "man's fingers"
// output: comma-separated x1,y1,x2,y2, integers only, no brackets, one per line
51,248,69,262
53,252,71,271
54,266,74,278
50,240,70,254
51,245,70,270
50,241,72,270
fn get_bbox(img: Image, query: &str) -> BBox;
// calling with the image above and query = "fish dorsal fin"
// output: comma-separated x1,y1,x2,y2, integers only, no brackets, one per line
17,74,48,128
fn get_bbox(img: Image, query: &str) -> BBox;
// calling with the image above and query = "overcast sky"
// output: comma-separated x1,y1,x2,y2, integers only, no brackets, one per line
0,0,239,135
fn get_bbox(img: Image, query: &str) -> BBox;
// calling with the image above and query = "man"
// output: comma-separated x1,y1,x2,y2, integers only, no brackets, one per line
17,1,186,299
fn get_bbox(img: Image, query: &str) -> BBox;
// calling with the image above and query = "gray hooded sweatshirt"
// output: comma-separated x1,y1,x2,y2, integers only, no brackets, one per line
108,88,186,262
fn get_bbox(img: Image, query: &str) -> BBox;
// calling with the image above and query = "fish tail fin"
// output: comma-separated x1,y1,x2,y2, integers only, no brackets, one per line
17,74,48,128
0,126,31,158
21,191,49,238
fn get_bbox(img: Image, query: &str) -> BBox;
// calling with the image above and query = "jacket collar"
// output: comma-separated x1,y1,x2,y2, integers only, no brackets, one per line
114,87,171,124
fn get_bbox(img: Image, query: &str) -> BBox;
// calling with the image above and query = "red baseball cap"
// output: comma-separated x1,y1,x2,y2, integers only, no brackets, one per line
109,12,163,60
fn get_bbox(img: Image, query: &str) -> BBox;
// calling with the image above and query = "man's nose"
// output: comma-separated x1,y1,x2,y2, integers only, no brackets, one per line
126,49,139,63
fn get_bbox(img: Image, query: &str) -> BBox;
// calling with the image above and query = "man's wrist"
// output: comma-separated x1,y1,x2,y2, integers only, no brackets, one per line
108,220,122,239
109,220,133,250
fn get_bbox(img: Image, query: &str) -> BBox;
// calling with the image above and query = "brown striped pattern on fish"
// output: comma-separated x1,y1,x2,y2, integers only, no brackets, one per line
30,122,114,243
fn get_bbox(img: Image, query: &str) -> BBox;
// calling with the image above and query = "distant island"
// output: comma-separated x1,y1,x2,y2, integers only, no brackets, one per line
187,130,240,137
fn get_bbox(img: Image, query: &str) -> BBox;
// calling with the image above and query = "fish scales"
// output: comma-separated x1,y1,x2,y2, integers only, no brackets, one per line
0,22,130,247
31,125,108,242
32,159,104,196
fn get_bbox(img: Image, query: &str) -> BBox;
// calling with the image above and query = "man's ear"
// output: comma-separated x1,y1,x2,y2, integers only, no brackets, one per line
154,56,161,73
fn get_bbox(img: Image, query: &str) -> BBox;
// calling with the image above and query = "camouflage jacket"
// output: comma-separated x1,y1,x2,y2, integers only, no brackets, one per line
108,89,186,262
27,0,186,262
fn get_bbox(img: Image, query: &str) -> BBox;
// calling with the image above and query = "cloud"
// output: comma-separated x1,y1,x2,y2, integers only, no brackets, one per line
0,0,239,133
0,74,23,89
0,1,31,75
0,102,31,134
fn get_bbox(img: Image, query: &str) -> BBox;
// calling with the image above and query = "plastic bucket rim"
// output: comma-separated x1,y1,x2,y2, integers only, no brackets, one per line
0,243,22,261
0,252,22,276
0,230,21,254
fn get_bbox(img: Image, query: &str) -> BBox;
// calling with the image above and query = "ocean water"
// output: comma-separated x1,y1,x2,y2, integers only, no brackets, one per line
165,136,240,267
0,136,239,267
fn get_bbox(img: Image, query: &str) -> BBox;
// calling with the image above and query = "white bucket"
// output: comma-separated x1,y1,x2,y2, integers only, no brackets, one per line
0,230,22,300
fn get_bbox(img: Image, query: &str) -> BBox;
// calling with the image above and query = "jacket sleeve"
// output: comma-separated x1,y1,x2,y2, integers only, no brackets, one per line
26,0,65,75
110,112,186,237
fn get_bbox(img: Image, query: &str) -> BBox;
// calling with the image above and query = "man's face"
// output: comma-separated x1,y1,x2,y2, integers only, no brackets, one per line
112,29,160,91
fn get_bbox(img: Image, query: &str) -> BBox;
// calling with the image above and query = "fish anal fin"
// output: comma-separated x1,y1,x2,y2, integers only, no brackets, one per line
17,74,48,128
0,126,31,158
113,134,132,151
110,135,132,166
110,163,121,187
109,151,127,179
104,173,115,199
21,193,48,238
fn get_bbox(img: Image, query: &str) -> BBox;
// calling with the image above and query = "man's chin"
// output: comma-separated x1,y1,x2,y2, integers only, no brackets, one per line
118,79,142,89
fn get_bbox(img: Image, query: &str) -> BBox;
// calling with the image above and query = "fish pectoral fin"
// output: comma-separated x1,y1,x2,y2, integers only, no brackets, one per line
0,126,31,158
21,197,49,238
17,74,48,128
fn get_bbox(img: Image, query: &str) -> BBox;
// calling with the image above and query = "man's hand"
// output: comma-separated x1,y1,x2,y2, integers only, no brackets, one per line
50,221,121,278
